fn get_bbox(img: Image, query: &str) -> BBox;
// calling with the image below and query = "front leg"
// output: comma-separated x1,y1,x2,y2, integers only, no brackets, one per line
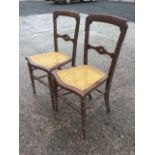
81,97,86,139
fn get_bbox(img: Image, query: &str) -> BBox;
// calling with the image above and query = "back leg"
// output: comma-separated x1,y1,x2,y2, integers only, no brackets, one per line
28,63,36,94
104,92,110,113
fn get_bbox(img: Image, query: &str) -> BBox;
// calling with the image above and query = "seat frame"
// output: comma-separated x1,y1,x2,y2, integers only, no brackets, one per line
52,14,128,139
25,11,80,110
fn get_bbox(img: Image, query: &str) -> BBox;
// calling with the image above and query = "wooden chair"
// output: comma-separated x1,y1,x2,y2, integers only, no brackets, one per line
25,11,80,110
52,14,128,139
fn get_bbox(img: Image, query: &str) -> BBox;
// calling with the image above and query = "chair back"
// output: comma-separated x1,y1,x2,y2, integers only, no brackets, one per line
84,14,128,91
53,11,80,66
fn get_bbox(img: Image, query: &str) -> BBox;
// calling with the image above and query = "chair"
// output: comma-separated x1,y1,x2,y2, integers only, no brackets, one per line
25,11,80,110
52,14,128,139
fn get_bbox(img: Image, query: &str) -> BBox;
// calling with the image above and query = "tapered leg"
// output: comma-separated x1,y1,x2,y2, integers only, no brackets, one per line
81,97,86,139
28,63,36,94
48,73,55,111
104,91,110,113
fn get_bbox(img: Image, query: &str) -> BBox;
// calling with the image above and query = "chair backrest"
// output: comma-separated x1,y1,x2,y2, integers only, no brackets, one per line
53,11,80,67
84,14,128,91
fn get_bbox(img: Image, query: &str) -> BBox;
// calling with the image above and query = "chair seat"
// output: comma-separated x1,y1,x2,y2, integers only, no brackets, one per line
29,52,71,70
54,65,108,96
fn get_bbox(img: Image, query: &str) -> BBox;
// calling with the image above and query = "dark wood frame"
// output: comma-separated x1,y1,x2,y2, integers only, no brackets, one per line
25,11,80,110
52,14,128,139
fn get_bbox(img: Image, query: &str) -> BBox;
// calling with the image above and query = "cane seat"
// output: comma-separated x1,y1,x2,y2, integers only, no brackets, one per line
29,52,71,70
55,65,107,93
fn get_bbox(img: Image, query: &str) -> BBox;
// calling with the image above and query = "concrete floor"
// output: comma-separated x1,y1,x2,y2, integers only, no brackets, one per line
20,1,135,155
20,0,135,22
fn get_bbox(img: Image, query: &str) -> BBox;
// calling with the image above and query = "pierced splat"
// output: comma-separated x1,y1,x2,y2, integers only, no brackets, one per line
87,44,114,58
57,34,74,42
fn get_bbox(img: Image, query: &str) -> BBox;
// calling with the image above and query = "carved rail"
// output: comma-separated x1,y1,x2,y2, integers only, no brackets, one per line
57,34,74,42
87,44,114,58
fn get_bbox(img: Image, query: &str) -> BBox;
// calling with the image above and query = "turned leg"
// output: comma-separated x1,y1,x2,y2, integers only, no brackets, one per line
53,79,58,112
48,73,55,111
81,97,86,139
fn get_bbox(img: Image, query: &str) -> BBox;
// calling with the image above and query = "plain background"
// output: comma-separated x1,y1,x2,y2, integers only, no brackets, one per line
0,0,155,154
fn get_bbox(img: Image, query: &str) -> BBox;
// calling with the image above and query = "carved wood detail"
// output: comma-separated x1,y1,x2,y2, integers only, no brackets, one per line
87,44,113,58
57,34,74,42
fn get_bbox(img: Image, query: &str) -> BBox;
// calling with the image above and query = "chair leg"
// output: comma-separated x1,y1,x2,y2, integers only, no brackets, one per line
104,91,110,113
81,97,86,139
28,63,36,94
48,73,56,111
88,94,92,100
53,79,58,112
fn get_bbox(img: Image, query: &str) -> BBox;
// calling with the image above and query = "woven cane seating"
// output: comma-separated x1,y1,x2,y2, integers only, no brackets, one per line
56,65,107,92
29,52,70,70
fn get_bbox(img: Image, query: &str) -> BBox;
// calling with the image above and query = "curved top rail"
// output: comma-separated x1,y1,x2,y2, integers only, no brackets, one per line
86,14,128,30
53,10,80,20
